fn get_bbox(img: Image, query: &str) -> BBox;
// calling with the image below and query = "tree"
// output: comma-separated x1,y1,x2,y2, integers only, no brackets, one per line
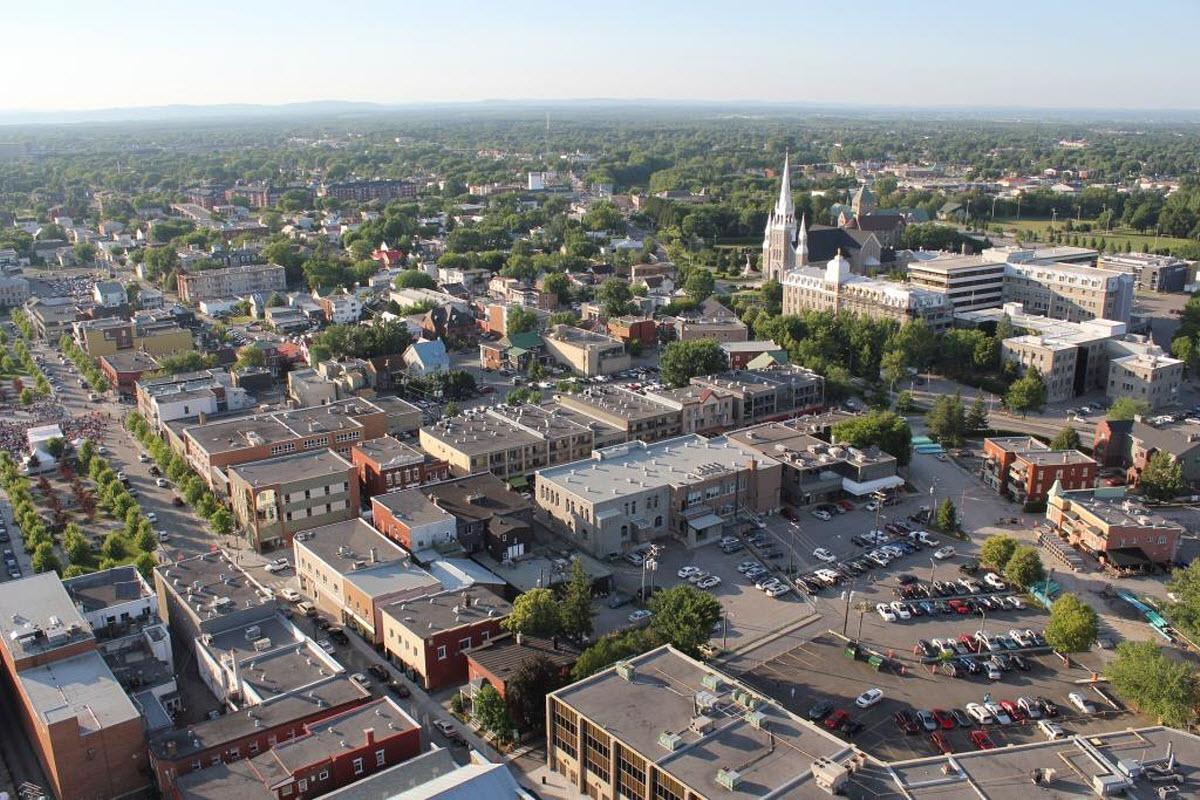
1107,397,1151,421
660,339,728,387
473,683,515,742
894,390,916,414
966,396,989,431
235,345,266,370
503,588,562,638
935,498,958,532
31,542,61,575
1004,545,1045,589
77,439,96,470
648,585,721,657
1140,451,1185,501
1050,426,1081,451
832,410,913,466
880,348,908,389
684,269,715,302
1044,593,1099,653
506,655,568,733
19,387,33,405
560,559,594,643
210,507,234,537
1167,560,1200,638
135,527,157,554
571,628,661,680
45,437,66,459
100,533,126,561
1108,641,1197,726
394,269,435,290
981,535,1018,571
134,552,158,579
1005,370,1046,414
506,306,539,335
925,394,967,447
541,272,571,304
596,278,635,318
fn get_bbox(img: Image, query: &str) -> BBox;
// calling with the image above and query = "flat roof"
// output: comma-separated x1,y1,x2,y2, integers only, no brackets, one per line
719,339,782,352
536,434,777,504
20,650,141,733
545,324,623,348
420,413,543,455
155,550,275,625
99,350,160,373
319,749,529,800
229,448,354,488
297,519,440,599
63,565,152,613
906,253,1007,273
487,403,595,440
691,365,823,395
381,587,510,636
422,473,531,524
1016,449,1094,466
185,398,384,455
373,488,455,528
1057,486,1181,530
727,421,896,468
557,385,676,423
354,436,426,469
553,645,856,799
0,572,93,661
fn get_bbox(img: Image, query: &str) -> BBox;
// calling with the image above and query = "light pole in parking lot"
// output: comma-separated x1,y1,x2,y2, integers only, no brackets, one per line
929,557,937,585
640,544,661,600
841,588,855,637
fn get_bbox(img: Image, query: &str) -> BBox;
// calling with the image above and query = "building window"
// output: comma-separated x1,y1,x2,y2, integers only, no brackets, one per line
353,758,364,776
318,770,329,781
298,779,307,792
459,636,471,652
248,742,258,754
281,785,293,797
375,749,386,767
437,645,447,660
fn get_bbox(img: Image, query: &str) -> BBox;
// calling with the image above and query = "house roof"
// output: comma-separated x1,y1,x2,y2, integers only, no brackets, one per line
467,633,577,686
1130,420,1200,458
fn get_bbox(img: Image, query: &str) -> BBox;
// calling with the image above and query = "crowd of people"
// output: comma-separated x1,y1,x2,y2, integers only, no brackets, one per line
0,394,110,458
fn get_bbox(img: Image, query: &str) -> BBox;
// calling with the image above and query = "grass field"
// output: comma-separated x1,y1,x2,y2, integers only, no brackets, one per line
990,217,1194,252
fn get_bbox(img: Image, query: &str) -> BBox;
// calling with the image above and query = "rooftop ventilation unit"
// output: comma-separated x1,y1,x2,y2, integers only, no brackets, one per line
715,768,741,791
658,731,682,752
811,757,850,794
745,710,767,730
615,661,635,682
689,715,714,735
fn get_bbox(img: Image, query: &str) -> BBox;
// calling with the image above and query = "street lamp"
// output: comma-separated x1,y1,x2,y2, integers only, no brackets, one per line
841,588,855,637
640,543,661,600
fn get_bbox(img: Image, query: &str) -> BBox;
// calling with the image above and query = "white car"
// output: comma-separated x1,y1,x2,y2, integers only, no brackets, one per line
983,572,1008,590
984,702,1012,724
737,560,761,574
965,703,994,724
265,558,290,573
625,552,645,566
279,588,301,602
890,601,911,620
1038,720,1066,740
876,603,897,622
812,548,837,563
628,609,653,624
765,583,792,598
349,672,371,689
932,546,956,560
1009,629,1031,647
811,509,832,521
138,453,150,463
677,566,702,579
697,575,722,590
855,688,883,708
116,471,127,481
157,530,170,542
1017,697,1043,719
317,639,335,654
916,531,939,546
865,501,880,511
145,512,158,523
1067,692,1095,714
156,478,169,488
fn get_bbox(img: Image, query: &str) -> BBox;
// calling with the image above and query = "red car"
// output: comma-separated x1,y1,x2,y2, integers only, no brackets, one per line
932,709,956,730
837,499,855,512
929,732,952,754
958,634,978,652
999,700,1023,722
948,600,970,615
823,709,849,731
970,730,996,750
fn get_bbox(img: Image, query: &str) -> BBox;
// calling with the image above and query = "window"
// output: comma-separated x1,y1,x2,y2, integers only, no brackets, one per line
318,770,329,781
298,779,308,792
375,749,386,767
437,645,447,660
281,785,293,797
353,758,364,776
248,742,259,754
191,761,201,771
459,636,471,652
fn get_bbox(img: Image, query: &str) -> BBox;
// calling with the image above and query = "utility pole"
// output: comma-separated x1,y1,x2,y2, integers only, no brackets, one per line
722,608,728,650
929,557,937,585
841,588,854,637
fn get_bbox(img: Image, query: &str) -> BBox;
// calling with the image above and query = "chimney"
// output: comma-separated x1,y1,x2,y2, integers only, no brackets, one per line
370,547,378,563
363,727,375,745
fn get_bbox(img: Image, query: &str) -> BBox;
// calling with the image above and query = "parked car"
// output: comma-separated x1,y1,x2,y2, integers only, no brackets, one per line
916,710,938,732
933,546,956,560
628,609,653,624
807,699,835,721
893,710,920,735
317,639,335,654
970,730,996,750
877,603,897,622
1038,720,1066,740
812,548,837,562
965,703,994,724
822,709,850,731
1067,692,1096,714
265,558,290,573
855,688,884,708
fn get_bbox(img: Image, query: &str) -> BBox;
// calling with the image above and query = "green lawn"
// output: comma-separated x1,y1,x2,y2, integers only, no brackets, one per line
989,217,1194,253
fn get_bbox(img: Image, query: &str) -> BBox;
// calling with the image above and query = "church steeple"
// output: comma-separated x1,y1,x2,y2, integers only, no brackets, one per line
796,213,808,267
775,152,794,218
762,154,797,282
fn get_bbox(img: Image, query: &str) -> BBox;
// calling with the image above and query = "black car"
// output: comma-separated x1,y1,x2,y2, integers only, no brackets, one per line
327,626,350,645
915,639,935,657
807,699,835,721
1036,697,1059,717
959,560,980,575
388,680,411,698
957,657,981,675
894,710,920,735
1010,654,1030,671
606,592,632,609
897,574,918,585
951,708,973,728
313,617,332,630
851,535,873,547
368,664,390,681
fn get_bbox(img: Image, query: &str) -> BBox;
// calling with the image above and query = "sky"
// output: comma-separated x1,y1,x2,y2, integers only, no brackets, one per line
3,0,1198,112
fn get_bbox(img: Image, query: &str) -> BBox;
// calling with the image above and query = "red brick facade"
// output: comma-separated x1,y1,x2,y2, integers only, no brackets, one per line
350,447,450,499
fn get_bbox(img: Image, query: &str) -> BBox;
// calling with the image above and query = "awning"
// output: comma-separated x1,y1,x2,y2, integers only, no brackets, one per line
1104,547,1153,568
842,475,906,496
687,513,725,532
507,475,529,489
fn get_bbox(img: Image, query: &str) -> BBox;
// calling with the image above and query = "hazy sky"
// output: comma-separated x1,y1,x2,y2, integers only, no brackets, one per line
3,0,1197,111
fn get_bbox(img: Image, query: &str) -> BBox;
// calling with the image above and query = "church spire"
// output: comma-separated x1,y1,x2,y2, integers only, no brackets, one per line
775,152,794,217
796,213,808,267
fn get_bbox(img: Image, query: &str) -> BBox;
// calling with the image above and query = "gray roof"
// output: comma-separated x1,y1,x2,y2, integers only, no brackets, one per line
381,587,510,636
1131,419,1200,458
154,550,275,625
63,565,151,613
0,572,93,661
320,749,529,800
20,650,140,732
372,489,455,528
296,519,441,599
229,448,354,488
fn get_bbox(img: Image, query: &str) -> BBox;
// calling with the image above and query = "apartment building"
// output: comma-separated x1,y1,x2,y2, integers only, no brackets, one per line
1107,352,1183,411
370,489,460,553
294,519,440,644
1127,419,1200,487
1001,335,1080,404
169,698,422,800
317,287,363,325
1046,484,1183,567
727,420,901,507
535,434,782,558
689,365,825,426
670,313,748,343
1098,252,1191,293
73,315,195,358
379,587,511,691
982,437,1096,505
178,398,390,491
606,315,657,346
782,252,953,329
546,645,860,800
176,263,287,303
136,369,254,431
0,574,150,800
986,247,1134,323
542,325,631,376
229,449,359,551
0,274,30,307
554,385,682,444
907,252,1008,312
642,385,736,435
351,435,450,498
317,180,418,203
287,359,372,408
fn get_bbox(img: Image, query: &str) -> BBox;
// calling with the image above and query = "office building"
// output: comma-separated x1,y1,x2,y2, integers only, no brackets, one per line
1046,483,1182,567
136,369,255,431
689,366,825,426
0,274,30,307
984,247,1133,323
73,315,195,358
351,435,451,498
1107,352,1183,411
379,587,510,691
554,385,683,444
535,434,782,558
906,252,1008,312
177,263,287,304
294,519,441,644
0,573,150,800
982,437,1097,505
25,296,78,339
542,325,631,376
318,180,418,203
782,252,953,329
1098,252,1191,293
228,449,359,550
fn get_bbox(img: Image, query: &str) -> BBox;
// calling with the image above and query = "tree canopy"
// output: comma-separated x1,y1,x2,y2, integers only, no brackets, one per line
832,410,913,466
1044,593,1099,653
648,584,721,657
503,588,562,639
1139,451,1185,501
1108,641,1197,727
660,339,727,388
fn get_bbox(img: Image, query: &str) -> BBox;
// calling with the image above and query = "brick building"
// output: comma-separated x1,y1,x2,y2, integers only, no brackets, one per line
99,349,160,396
371,489,460,554
606,316,657,347
379,587,511,690
982,436,1097,505
1046,483,1183,568
420,473,535,560
351,435,450,498
465,633,577,728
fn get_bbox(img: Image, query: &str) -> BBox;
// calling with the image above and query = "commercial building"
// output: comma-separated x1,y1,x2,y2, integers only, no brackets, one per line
287,359,372,409
1046,483,1183,567
1107,352,1183,410
317,749,530,800
642,385,736,436
228,449,359,551
981,436,1097,505
294,519,441,644
554,385,683,444
542,325,631,376
546,645,861,800
351,435,450,498
177,263,287,304
379,587,511,691
73,315,194,358
906,252,1008,312
25,295,78,339
535,434,782,558
782,252,953,329
419,473,535,560
689,365,825,426
478,330,547,372
136,369,255,431
99,349,160,396
318,180,418,203
371,489,461,554
0,274,31,307
178,398,391,491
464,632,577,725
1098,252,1192,293
727,420,901,507
985,247,1134,323
606,316,657,346
169,697,422,800
0,573,151,800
